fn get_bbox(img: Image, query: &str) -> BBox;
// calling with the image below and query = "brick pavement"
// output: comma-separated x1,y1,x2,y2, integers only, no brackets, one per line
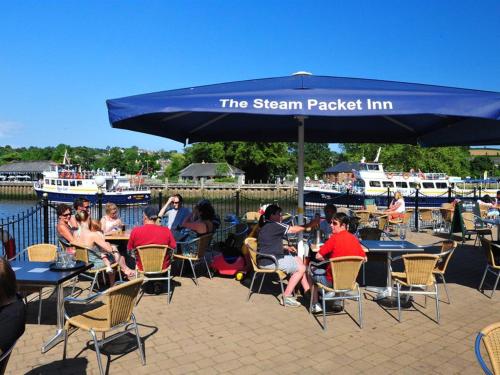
6,230,500,374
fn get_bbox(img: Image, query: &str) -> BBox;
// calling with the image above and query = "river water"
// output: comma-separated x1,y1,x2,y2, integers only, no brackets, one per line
0,199,39,219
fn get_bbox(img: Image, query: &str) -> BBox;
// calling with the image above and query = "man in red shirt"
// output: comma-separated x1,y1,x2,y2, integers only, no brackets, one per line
128,206,176,274
310,212,366,313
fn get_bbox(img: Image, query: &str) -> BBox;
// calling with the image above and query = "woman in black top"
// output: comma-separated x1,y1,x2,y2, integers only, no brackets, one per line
0,257,26,354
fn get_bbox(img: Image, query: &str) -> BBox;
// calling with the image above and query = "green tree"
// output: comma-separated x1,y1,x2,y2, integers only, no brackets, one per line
470,156,495,179
164,152,186,180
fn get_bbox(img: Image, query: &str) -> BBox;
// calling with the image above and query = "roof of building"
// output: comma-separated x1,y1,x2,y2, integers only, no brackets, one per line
325,161,362,174
179,163,244,178
0,161,54,173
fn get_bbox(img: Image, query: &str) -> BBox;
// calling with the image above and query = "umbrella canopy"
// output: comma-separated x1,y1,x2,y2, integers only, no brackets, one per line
107,74,500,147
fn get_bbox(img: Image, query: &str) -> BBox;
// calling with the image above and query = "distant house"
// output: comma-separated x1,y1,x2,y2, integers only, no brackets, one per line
179,162,245,184
0,161,54,181
324,162,361,183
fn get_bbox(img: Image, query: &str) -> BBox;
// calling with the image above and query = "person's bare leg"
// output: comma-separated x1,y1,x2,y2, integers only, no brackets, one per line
284,259,306,296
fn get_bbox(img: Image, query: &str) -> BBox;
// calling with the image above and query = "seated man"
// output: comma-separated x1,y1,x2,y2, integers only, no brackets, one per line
257,204,320,307
128,206,177,280
158,194,191,234
319,203,337,240
310,212,367,313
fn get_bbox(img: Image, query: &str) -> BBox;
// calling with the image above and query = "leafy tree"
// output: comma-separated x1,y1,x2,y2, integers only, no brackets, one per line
470,156,495,179
164,152,186,180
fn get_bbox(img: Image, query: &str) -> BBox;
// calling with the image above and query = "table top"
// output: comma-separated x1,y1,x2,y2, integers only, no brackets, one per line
105,230,132,241
361,240,422,253
10,260,93,286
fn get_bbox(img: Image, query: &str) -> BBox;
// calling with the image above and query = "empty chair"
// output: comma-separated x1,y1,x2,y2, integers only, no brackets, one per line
419,209,437,231
135,244,174,304
390,254,440,323
308,256,364,331
174,233,213,285
63,278,145,375
479,238,500,298
461,212,493,246
432,240,458,304
244,237,286,306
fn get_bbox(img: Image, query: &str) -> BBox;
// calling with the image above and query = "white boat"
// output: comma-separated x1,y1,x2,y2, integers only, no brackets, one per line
305,161,498,208
34,162,151,205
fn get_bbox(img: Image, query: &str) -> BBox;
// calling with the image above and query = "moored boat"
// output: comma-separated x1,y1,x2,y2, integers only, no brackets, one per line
34,162,151,205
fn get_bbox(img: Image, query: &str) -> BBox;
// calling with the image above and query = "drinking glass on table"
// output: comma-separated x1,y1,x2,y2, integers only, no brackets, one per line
399,225,407,241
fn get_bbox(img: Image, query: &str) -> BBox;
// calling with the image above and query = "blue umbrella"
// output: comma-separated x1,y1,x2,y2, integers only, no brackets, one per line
106,73,500,230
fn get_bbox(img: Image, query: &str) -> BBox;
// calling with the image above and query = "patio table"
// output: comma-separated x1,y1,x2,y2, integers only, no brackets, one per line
10,260,92,353
361,240,423,301
481,217,500,241
105,230,131,241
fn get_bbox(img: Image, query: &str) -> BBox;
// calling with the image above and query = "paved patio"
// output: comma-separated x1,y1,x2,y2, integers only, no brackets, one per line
6,230,500,374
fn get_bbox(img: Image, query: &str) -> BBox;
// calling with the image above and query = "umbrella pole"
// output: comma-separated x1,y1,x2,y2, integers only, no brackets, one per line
297,116,305,258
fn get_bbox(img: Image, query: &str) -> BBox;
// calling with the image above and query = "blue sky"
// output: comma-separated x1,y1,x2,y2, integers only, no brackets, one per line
1,1,500,152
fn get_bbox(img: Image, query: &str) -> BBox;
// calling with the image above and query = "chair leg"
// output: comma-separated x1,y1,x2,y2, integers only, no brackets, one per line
435,284,440,324
247,272,257,301
358,287,363,328
189,259,198,286
479,265,489,291
362,263,365,286
38,290,43,325
167,270,171,304
321,289,327,330
89,274,98,295
257,273,266,293
440,274,451,304
203,257,212,279
180,259,185,277
62,328,68,360
279,277,286,307
90,330,105,375
491,271,500,298
131,314,146,365
309,284,314,314
397,284,402,323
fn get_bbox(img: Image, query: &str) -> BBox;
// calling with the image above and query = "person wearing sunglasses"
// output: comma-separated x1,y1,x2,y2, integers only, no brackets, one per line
257,204,320,307
309,212,367,313
56,203,77,246
159,194,191,231
69,198,91,228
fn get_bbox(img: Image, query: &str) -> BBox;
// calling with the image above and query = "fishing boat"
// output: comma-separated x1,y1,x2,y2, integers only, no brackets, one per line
305,159,498,208
34,161,151,205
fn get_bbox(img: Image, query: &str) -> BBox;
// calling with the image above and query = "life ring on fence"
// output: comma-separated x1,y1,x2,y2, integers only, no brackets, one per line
1,228,16,259
386,173,394,179
403,172,410,180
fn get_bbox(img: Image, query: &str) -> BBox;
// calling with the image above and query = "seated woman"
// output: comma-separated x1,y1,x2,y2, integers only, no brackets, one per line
56,203,76,247
257,204,320,307
74,211,135,280
309,213,367,313
0,257,26,356
384,191,406,220
100,203,124,235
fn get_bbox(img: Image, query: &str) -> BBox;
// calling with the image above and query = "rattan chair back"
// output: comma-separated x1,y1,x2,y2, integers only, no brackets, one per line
358,228,382,241
245,211,261,222
440,208,454,223
245,237,259,271
72,244,91,263
419,209,434,222
462,212,477,231
27,244,57,262
107,278,143,327
330,256,364,291
355,211,371,226
441,202,454,210
478,322,500,375
403,254,439,286
365,204,377,213
377,215,388,231
402,211,413,225
435,240,457,273
137,245,169,273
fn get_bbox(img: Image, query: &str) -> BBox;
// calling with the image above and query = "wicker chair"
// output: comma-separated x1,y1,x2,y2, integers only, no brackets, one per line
62,278,145,375
461,212,493,246
71,243,121,294
354,210,371,229
135,244,174,304
244,237,287,306
174,233,213,285
19,244,57,324
419,208,437,231
308,256,364,331
475,322,500,375
479,238,500,298
432,240,458,304
377,215,389,232
438,208,454,233
390,254,440,323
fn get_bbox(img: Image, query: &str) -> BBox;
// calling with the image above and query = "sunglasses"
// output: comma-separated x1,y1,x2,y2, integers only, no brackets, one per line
61,213,71,217
172,201,180,204
331,222,341,227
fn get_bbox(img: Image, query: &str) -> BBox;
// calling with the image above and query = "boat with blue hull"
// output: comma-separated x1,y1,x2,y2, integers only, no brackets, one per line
34,161,150,205
305,161,491,208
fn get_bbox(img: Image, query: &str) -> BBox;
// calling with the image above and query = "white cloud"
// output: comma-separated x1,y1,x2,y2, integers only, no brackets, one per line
0,121,22,138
